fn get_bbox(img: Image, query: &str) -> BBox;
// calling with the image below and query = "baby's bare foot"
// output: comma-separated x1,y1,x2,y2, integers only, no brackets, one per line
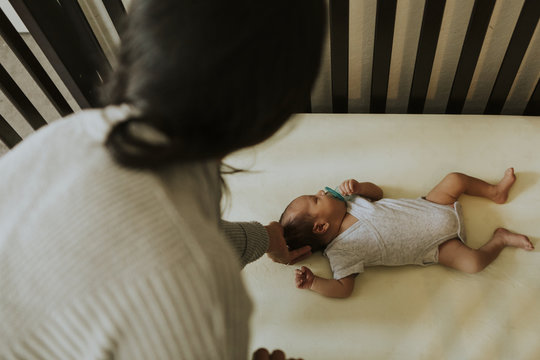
492,168,516,204
493,228,534,250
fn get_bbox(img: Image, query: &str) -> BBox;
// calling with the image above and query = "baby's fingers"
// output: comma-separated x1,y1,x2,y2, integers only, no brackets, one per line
340,179,357,195
348,179,359,194
295,268,309,288
346,180,354,194
338,182,351,196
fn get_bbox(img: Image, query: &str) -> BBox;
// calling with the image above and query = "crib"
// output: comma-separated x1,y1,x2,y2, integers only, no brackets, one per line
1,1,539,359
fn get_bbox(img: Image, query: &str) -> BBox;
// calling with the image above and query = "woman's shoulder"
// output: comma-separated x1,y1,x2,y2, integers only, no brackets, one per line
20,105,130,144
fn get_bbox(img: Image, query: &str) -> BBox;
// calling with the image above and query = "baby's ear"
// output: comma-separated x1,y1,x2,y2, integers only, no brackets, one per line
313,221,329,234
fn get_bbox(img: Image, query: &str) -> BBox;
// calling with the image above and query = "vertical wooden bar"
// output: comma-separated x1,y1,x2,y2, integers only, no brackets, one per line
102,0,126,34
9,0,112,108
484,0,540,114
330,0,349,113
370,0,397,113
0,8,73,116
524,79,539,116
446,0,496,114
407,0,446,114
0,62,47,130
0,114,23,148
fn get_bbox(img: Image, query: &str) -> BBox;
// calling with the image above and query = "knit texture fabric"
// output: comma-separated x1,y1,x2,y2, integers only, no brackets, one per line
0,106,264,359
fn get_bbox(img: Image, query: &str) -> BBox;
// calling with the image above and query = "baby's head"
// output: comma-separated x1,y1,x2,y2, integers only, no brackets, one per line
280,208,325,252
280,189,347,252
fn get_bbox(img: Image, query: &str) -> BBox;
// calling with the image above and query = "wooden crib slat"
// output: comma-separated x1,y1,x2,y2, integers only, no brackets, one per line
370,0,397,113
0,8,73,117
484,0,540,115
524,79,539,116
102,0,126,34
9,0,111,108
446,0,496,114
0,114,23,149
305,93,312,113
330,0,349,113
407,0,446,114
0,63,47,130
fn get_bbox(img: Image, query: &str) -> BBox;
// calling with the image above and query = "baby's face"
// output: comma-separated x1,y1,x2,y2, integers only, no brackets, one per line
284,189,345,224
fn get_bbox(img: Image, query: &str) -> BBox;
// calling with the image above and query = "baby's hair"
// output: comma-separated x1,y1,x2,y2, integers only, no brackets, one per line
279,206,326,252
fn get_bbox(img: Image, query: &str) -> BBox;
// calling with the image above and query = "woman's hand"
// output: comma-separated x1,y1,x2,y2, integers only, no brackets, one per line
265,222,311,265
295,266,315,289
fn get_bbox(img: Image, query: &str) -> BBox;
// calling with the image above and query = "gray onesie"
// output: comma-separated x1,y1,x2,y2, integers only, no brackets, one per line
323,196,466,279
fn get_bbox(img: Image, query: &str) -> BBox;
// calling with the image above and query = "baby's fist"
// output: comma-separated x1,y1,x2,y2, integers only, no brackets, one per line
295,266,314,290
339,179,360,196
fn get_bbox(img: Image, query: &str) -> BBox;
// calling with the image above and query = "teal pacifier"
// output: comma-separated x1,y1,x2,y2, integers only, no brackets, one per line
324,186,346,202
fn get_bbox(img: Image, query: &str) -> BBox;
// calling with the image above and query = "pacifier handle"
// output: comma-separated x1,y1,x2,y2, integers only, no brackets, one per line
324,187,346,202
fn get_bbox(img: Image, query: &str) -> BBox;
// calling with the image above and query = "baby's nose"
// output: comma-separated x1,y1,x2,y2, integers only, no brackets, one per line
317,189,325,196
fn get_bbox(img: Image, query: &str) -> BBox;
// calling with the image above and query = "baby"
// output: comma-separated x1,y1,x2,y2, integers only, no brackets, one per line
280,168,534,298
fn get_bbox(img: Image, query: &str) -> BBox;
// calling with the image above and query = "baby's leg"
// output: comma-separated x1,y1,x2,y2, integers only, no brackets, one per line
426,168,516,205
438,228,534,274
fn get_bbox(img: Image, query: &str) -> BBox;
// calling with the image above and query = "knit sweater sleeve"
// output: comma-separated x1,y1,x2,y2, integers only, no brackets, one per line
220,220,269,268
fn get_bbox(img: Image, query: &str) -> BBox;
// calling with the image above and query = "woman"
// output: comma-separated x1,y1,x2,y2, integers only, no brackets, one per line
0,0,325,359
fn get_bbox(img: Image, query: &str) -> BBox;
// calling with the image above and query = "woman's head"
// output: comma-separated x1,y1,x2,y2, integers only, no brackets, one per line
104,0,326,168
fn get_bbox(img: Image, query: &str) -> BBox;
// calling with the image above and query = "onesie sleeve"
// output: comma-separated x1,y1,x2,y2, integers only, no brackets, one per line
220,220,269,268
325,248,365,279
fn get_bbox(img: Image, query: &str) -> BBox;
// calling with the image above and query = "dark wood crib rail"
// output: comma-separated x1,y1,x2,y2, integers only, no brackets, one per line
0,0,538,150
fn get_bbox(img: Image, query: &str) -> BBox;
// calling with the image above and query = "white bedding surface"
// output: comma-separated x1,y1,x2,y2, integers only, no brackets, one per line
223,113,540,360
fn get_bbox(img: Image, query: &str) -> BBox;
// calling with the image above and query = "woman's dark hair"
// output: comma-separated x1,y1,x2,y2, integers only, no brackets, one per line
103,0,326,169
280,208,326,252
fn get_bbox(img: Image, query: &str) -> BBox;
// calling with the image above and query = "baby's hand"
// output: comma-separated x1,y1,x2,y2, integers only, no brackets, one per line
339,179,360,196
295,266,314,290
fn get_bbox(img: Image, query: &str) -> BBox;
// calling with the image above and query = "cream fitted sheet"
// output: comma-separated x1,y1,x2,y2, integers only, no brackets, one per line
223,113,540,360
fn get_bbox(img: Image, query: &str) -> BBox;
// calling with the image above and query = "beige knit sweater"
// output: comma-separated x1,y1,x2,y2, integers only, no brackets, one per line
0,106,269,359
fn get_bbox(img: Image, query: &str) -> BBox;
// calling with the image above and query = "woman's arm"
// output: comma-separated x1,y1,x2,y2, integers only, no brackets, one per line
220,220,269,268
295,266,356,298
339,179,383,201
220,221,311,268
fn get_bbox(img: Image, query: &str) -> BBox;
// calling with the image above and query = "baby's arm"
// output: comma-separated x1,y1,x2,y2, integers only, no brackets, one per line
295,266,356,298
339,179,383,201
